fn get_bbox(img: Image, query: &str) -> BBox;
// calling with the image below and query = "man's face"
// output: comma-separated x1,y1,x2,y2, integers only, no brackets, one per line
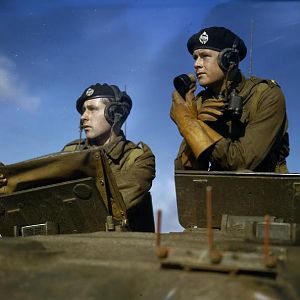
193,49,225,90
80,98,111,143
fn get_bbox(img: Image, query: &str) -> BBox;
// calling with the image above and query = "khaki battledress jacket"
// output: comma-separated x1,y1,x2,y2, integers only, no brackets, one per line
176,72,289,173
63,133,156,232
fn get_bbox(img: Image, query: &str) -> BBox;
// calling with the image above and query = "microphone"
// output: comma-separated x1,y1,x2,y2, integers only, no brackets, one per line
79,120,84,130
173,73,196,99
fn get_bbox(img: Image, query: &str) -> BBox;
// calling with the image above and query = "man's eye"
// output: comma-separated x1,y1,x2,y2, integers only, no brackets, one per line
89,106,97,111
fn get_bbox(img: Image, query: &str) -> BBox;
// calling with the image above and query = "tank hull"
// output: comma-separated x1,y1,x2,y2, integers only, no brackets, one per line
1,231,299,300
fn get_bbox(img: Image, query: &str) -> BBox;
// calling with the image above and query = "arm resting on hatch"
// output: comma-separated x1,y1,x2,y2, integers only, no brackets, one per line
113,143,155,213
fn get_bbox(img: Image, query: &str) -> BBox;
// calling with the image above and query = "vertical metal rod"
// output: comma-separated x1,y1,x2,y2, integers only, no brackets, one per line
13,226,19,237
206,186,213,252
264,214,270,260
155,209,169,258
205,186,222,264
156,209,162,248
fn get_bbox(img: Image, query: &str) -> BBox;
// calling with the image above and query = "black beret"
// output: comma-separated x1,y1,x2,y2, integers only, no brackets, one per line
187,26,247,61
76,83,132,114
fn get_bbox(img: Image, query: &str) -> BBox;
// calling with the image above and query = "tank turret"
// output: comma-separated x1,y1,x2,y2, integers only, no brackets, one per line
0,153,299,299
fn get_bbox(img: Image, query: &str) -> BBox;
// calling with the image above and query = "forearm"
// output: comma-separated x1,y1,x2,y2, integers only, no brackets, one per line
114,166,154,210
175,140,209,170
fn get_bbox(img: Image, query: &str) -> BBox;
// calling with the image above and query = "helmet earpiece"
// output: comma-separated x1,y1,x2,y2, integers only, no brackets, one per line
104,86,131,125
217,38,240,72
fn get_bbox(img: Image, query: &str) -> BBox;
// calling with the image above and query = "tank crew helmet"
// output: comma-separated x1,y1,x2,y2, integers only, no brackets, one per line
76,83,132,126
187,26,247,71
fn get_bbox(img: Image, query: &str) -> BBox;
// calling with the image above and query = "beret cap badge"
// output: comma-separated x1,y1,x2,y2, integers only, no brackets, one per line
187,27,247,61
85,88,94,97
199,31,208,44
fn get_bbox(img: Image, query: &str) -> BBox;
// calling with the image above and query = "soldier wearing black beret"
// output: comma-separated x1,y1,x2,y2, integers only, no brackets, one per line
171,26,289,172
63,83,156,232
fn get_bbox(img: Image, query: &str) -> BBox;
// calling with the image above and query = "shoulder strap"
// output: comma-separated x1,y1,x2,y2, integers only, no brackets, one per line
62,144,78,152
62,139,85,152
248,83,269,121
244,76,278,122
123,142,144,169
100,150,128,220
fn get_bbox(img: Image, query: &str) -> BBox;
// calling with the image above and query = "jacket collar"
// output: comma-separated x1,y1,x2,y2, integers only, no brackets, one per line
202,70,247,99
82,131,128,162
101,132,127,161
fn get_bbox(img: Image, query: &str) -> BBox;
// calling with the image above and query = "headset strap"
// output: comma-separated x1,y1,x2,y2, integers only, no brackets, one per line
110,85,121,103
100,150,128,220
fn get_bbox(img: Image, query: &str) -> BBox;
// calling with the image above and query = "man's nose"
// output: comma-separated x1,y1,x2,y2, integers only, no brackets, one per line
80,111,88,121
194,57,203,69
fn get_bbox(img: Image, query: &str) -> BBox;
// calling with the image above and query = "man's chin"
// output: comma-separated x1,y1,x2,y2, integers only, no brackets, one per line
85,133,96,140
85,133,112,146
198,78,208,87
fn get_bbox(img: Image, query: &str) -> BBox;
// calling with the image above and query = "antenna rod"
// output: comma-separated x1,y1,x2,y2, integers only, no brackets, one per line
248,20,254,76
124,84,127,137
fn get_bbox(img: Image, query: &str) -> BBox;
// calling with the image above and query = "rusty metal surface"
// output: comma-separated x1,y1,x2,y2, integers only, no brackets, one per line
0,231,299,300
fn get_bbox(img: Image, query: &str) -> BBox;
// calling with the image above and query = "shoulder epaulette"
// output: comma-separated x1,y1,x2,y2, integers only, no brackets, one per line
123,141,147,169
62,139,85,152
249,76,280,88
268,79,280,88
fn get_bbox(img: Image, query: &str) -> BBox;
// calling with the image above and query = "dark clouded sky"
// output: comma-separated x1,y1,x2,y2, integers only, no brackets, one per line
0,0,299,231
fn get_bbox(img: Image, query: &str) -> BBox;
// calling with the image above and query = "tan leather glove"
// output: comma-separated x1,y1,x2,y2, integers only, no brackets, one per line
171,89,223,158
0,174,7,188
198,98,225,122
0,162,7,188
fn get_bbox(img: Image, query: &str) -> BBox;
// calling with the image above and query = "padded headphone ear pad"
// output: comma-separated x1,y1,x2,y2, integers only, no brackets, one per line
104,102,126,125
218,48,240,72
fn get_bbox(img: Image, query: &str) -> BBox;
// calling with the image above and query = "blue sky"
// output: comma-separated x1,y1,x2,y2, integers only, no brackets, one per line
0,0,299,231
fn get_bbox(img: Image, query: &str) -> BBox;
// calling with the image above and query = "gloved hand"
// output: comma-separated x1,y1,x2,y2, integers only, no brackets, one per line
0,162,7,188
0,174,7,188
198,99,225,122
170,86,197,129
170,73,197,124
170,87,223,159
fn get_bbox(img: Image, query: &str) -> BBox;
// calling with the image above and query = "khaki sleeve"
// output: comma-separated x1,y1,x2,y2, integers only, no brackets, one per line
113,144,155,212
175,139,209,170
209,85,286,170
